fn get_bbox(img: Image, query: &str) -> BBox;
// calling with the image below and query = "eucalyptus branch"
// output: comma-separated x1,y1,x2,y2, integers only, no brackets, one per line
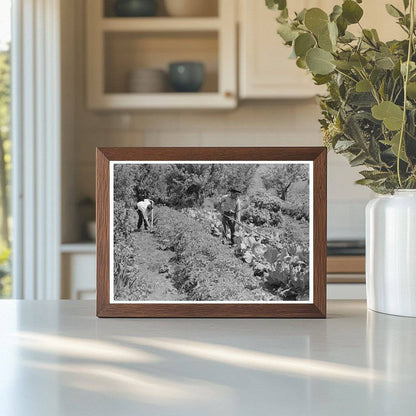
267,0,416,193
397,0,415,187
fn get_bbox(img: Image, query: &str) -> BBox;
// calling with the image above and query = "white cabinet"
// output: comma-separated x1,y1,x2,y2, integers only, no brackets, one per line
239,0,321,99
61,244,96,300
238,0,404,99
86,0,237,109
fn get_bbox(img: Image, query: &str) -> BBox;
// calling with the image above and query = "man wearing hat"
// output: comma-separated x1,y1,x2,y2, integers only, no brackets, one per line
219,188,241,245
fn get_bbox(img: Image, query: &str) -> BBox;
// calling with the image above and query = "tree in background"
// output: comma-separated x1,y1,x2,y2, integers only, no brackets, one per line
0,47,10,248
261,164,309,201
166,164,224,207
166,164,258,207
113,163,258,209
0,44,11,298
220,164,258,194
113,164,170,206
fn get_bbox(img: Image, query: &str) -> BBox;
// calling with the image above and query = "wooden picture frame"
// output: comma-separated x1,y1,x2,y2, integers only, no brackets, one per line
96,147,327,318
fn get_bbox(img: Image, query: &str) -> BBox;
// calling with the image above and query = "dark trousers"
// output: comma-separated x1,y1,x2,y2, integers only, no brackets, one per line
137,211,149,231
222,212,236,244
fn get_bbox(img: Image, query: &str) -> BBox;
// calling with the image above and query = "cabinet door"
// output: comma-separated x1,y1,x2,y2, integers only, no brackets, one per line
62,253,96,300
238,0,403,99
239,0,320,99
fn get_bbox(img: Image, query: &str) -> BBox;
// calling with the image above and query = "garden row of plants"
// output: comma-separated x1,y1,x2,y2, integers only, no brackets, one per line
184,205,310,301
113,201,152,301
155,206,273,301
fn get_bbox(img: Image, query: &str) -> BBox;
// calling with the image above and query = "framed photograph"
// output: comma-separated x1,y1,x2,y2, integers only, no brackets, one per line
96,147,327,318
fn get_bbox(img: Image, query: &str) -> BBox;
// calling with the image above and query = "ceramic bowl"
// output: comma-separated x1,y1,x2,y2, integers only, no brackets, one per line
114,0,158,17
168,62,205,93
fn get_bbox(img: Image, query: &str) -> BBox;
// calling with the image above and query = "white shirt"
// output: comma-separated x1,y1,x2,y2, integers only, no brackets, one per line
137,199,153,219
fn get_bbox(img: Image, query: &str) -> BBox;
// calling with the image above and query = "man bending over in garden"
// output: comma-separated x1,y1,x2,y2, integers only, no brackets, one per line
136,198,154,231
219,188,241,245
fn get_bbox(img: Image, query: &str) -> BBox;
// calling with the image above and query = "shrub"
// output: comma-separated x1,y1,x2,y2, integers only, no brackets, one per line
242,192,308,224
155,206,260,301
113,202,151,300
113,201,137,242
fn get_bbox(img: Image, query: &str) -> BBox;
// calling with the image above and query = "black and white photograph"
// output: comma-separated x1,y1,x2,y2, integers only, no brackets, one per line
110,161,312,303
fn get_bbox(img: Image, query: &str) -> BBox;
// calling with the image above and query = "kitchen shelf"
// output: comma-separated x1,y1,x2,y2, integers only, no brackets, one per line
101,17,221,32
104,31,219,94
86,0,236,110
93,92,235,110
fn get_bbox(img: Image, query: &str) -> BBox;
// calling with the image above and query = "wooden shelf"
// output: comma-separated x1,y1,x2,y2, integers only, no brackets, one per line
101,17,221,32
89,92,235,110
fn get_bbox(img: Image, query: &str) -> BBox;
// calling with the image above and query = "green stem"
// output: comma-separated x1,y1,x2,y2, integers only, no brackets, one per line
390,79,397,101
398,0,415,188
334,68,357,83
358,69,380,104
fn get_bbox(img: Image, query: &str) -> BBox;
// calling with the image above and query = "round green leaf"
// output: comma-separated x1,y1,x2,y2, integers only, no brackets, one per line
328,21,338,42
266,0,287,11
356,79,372,92
349,53,368,69
294,33,315,57
407,82,416,99
333,59,353,70
342,0,363,24
330,5,343,22
306,48,335,75
371,101,403,131
385,4,403,18
277,23,299,42
304,8,329,35
318,22,338,52
318,32,333,52
336,15,348,35
375,57,395,70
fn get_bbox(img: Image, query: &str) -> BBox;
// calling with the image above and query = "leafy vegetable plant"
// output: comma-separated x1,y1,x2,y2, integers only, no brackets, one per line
266,0,416,193
183,204,310,300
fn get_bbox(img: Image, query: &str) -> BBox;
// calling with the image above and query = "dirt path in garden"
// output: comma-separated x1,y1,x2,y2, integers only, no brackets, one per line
130,231,185,301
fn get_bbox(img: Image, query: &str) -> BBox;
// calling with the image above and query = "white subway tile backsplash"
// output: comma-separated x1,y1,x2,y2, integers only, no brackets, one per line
145,131,202,147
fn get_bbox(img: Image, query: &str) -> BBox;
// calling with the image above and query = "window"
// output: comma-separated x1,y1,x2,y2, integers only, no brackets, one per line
0,0,11,298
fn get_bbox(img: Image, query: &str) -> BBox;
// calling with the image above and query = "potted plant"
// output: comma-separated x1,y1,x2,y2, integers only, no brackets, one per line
266,0,416,316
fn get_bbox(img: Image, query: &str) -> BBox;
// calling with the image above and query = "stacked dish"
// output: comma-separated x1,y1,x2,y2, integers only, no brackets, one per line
127,68,167,93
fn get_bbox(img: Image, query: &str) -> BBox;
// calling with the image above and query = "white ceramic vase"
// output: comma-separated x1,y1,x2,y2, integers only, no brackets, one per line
366,190,416,317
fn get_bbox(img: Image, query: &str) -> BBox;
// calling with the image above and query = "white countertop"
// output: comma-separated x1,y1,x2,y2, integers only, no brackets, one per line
0,300,415,415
